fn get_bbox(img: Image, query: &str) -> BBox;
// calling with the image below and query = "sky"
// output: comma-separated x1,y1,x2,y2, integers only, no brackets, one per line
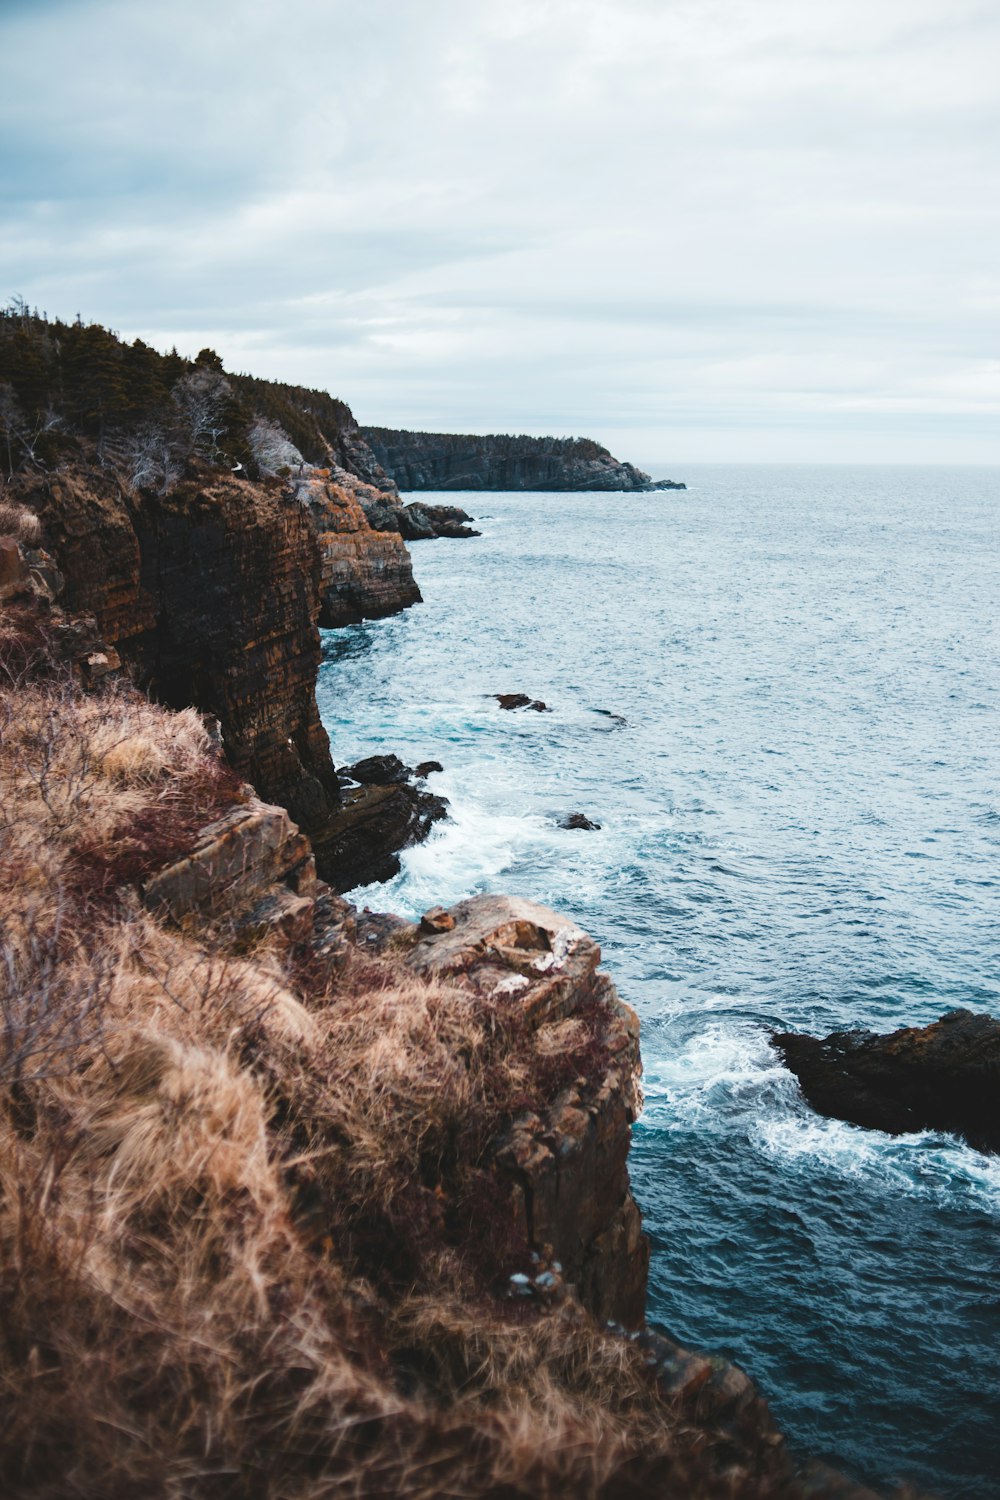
2,0,998,465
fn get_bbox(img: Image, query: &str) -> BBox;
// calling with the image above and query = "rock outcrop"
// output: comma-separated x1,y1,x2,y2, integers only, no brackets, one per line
361,492,479,540
290,467,421,625
775,1009,1000,1152
142,797,320,943
363,427,685,493
363,893,650,1327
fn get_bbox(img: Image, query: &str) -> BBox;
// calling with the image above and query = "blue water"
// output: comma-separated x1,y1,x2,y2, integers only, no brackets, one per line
316,465,1000,1498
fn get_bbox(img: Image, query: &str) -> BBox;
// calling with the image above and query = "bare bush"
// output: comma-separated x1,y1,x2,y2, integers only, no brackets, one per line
124,420,183,495
172,367,232,463
0,381,63,479
248,415,304,476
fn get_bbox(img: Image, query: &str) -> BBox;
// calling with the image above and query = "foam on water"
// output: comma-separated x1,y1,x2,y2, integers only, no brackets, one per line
319,467,1000,1498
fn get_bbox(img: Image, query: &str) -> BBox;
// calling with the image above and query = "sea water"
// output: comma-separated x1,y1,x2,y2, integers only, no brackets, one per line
316,465,1000,1498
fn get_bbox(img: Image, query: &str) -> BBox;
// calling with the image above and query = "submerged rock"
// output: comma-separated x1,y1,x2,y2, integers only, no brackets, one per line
774,1008,1000,1153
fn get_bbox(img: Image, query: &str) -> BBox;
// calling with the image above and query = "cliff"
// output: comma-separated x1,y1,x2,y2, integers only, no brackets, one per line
362,426,685,492
0,310,885,1497
7,453,435,890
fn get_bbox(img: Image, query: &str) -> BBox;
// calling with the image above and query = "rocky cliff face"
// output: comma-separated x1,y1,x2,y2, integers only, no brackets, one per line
401,894,649,1326
290,467,421,625
9,456,430,889
0,494,891,1497
362,427,683,492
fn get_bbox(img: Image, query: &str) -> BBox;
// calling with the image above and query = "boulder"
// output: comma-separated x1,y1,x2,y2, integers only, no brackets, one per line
560,813,601,831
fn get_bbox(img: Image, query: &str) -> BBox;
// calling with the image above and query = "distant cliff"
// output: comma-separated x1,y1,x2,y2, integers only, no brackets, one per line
362,428,685,493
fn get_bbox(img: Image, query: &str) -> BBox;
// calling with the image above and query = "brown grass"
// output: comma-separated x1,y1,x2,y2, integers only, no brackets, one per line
0,499,42,545
0,676,247,927
0,665,839,1497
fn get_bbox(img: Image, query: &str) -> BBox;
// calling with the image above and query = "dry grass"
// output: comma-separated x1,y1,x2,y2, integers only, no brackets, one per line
0,665,831,1497
0,675,247,937
0,499,42,545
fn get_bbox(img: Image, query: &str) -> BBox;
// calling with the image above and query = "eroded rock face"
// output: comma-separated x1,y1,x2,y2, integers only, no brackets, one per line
402,895,650,1327
291,468,422,625
12,460,432,891
775,1009,1000,1152
362,427,683,493
23,463,339,829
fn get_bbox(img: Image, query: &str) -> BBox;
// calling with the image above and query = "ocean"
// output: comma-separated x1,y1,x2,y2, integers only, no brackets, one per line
316,464,1000,1498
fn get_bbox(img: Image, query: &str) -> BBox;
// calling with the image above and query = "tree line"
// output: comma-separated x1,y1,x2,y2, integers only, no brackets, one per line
0,299,356,492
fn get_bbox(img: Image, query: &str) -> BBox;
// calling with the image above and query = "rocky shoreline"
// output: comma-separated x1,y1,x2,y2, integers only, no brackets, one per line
363,426,686,493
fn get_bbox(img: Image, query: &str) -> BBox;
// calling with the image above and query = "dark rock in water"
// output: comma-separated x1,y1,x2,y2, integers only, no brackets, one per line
318,778,448,891
494,693,550,712
361,495,479,541
560,813,602,831
774,1008,1000,1153
650,479,687,490
404,502,480,539
318,754,449,889
346,754,410,786
415,760,443,777
593,708,628,727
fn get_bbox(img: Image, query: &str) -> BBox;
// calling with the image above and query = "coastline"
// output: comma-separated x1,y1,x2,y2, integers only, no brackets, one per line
0,451,889,1498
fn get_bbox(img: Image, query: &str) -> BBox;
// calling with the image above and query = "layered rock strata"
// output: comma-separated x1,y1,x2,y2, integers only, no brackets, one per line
290,467,421,625
363,427,685,493
775,1009,1000,1152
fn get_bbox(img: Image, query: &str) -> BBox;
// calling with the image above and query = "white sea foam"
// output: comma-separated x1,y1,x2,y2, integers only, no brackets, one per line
752,1109,1000,1208
350,782,558,919
642,1014,1000,1211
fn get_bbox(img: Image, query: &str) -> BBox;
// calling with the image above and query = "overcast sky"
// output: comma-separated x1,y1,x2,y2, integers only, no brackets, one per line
2,0,998,464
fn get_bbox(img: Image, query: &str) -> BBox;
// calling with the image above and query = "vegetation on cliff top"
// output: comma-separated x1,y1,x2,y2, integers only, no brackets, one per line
0,299,378,491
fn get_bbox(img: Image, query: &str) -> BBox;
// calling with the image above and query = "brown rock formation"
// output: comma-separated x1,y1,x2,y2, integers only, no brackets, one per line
394,894,650,1327
142,798,319,943
290,467,421,625
8,457,432,890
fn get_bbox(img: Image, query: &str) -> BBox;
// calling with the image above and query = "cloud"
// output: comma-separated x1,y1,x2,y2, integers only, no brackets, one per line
1,0,997,461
